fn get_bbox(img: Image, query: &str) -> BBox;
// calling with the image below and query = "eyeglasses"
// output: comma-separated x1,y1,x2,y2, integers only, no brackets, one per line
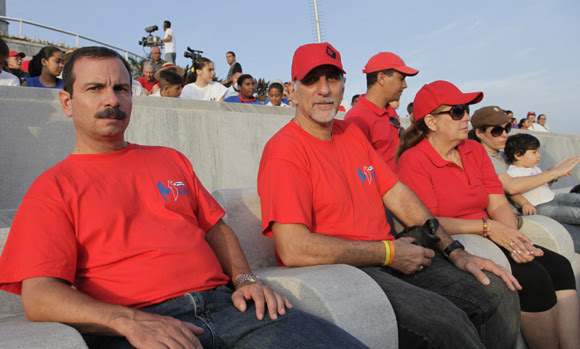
485,123,512,137
437,104,470,120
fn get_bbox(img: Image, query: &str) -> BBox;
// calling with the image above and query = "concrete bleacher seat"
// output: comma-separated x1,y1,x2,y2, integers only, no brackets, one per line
0,227,88,348
212,188,396,349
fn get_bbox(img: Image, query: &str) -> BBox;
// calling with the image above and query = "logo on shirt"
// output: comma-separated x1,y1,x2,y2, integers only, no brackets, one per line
157,180,190,201
357,166,377,186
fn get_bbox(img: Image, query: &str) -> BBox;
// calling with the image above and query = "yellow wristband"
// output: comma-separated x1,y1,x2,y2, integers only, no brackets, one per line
387,240,395,265
382,240,390,266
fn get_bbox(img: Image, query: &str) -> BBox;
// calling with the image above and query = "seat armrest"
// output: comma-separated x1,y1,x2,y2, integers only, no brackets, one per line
0,314,87,348
254,264,397,349
453,234,511,271
520,215,575,262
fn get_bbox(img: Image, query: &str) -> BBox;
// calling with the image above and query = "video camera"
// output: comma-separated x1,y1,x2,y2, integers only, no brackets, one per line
138,25,161,47
184,47,203,65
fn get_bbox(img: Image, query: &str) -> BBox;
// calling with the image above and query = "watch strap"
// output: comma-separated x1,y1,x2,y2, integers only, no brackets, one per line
234,273,263,288
442,240,465,259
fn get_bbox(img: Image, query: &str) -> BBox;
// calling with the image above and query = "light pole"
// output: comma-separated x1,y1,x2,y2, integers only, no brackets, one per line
313,0,321,43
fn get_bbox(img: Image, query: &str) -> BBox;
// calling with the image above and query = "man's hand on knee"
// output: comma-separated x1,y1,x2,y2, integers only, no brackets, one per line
390,237,435,274
119,309,204,349
449,250,522,292
232,282,292,320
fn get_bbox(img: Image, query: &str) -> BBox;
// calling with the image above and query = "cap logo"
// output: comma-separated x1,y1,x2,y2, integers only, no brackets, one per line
326,46,337,59
494,107,501,112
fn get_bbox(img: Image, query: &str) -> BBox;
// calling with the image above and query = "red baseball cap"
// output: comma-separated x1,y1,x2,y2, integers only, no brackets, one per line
291,42,345,81
413,80,483,122
9,51,26,58
527,111,535,116
362,52,418,76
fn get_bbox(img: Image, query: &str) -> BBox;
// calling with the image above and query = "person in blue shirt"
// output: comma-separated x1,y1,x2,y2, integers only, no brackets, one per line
23,46,64,89
224,74,262,104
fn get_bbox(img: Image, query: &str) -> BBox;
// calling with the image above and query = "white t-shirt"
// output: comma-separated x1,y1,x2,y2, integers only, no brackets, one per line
132,80,146,96
0,70,20,86
149,89,162,97
506,165,555,205
265,101,290,107
180,81,227,101
528,123,550,132
164,28,175,53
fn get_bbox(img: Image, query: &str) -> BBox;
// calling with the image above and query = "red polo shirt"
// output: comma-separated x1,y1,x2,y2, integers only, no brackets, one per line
136,76,160,92
396,138,504,219
345,95,399,170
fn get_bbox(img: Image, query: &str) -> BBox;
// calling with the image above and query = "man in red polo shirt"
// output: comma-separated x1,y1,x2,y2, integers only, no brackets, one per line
345,52,418,170
258,42,521,348
136,61,159,95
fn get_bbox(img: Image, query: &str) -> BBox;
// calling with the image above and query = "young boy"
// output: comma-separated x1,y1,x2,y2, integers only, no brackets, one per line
151,69,183,98
265,82,289,107
505,133,580,225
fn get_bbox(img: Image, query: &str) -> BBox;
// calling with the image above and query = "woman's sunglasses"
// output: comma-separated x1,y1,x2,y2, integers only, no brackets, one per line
437,104,470,120
485,123,512,137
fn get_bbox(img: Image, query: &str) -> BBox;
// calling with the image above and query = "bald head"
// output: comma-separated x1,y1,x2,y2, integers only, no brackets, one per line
151,46,162,63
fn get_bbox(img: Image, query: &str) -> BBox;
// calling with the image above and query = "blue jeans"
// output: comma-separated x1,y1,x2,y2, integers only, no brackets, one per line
165,52,176,64
84,286,366,348
361,253,520,348
536,193,580,225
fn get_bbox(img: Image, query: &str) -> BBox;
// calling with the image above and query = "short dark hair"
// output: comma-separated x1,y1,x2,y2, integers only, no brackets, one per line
158,69,183,88
505,110,513,115
268,82,283,94
366,69,395,88
227,51,236,57
164,20,171,28
351,94,360,104
0,37,8,61
237,74,253,86
62,46,132,98
504,133,540,163
407,102,414,115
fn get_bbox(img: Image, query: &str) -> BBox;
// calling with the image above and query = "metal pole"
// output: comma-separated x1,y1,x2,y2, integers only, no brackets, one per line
313,0,321,43
19,19,22,37
76,34,79,47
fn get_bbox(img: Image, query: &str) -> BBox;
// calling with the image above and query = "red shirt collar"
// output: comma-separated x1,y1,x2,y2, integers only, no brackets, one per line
238,93,257,103
357,94,389,118
417,138,472,168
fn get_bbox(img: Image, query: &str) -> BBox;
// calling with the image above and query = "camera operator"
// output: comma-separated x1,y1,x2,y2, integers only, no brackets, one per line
159,20,176,64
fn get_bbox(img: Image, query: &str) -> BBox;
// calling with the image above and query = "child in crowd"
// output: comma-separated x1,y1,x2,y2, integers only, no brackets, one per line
505,133,580,224
265,82,289,107
150,69,183,98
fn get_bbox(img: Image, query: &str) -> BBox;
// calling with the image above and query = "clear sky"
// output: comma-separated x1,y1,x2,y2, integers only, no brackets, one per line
6,0,580,134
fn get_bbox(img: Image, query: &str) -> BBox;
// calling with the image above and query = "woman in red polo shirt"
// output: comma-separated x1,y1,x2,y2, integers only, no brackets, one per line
395,80,579,348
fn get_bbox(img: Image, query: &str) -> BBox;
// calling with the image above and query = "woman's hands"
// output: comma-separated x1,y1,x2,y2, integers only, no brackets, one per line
487,220,543,263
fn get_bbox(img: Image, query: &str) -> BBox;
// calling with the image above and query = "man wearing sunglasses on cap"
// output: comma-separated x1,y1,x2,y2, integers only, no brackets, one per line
344,52,418,171
469,106,580,213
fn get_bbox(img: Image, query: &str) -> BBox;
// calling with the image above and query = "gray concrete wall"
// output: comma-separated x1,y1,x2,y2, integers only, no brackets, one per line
1,85,579,213
3,38,47,59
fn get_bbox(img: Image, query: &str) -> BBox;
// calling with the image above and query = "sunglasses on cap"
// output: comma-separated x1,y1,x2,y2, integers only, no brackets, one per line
485,123,512,137
436,104,470,120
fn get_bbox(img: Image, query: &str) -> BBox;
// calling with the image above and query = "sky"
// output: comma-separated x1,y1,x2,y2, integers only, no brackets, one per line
6,0,580,134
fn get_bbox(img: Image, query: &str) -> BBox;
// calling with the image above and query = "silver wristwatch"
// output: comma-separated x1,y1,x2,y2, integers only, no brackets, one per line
234,273,263,288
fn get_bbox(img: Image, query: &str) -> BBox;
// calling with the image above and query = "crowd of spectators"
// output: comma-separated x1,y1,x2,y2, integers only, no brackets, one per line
1,36,557,134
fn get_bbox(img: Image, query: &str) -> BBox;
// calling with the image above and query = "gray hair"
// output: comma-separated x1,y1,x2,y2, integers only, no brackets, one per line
143,61,156,72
